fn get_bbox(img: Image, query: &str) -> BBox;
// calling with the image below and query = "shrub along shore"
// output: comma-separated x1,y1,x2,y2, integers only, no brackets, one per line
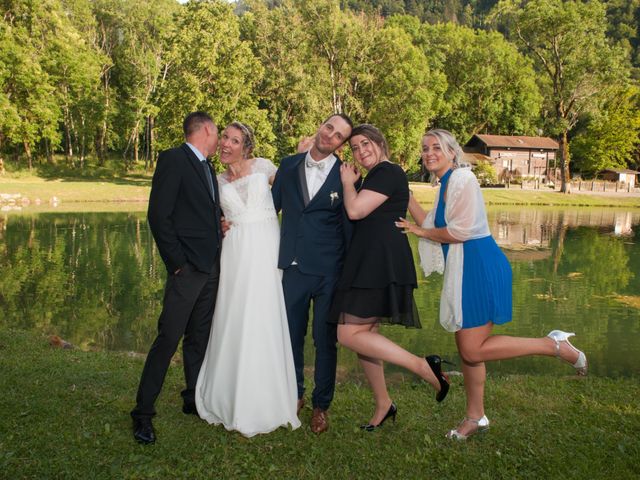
1,175,640,212
1,327,638,479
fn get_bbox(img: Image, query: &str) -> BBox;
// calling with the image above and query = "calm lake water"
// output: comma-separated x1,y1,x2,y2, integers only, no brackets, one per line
1,207,639,378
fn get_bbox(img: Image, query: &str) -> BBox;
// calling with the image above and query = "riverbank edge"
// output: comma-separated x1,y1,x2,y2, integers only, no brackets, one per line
1,178,640,212
1,327,638,479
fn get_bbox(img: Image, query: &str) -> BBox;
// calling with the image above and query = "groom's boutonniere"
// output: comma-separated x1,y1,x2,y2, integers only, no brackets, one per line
330,191,339,206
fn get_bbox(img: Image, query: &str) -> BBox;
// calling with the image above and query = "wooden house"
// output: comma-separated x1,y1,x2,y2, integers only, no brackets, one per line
600,169,639,189
464,134,559,181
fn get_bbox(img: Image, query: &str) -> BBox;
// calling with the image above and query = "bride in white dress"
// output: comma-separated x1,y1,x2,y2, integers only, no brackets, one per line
195,122,300,437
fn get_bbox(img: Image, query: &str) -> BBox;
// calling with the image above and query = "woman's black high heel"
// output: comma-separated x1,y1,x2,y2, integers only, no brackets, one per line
360,402,397,432
426,355,451,403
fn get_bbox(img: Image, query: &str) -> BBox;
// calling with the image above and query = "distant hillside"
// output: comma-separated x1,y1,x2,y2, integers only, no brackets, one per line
343,0,639,69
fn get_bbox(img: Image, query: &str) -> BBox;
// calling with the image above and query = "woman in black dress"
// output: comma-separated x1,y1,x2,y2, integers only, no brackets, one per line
331,124,449,430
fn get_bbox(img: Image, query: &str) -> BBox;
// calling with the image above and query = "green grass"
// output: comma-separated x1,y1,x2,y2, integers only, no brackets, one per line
1,327,638,479
0,158,151,207
2,168,640,212
411,183,640,208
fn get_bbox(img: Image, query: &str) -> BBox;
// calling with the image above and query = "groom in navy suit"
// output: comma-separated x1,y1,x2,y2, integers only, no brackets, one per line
272,113,354,433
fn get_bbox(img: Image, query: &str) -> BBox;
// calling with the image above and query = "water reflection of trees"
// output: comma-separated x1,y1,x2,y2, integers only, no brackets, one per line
1,210,639,377
0,213,164,351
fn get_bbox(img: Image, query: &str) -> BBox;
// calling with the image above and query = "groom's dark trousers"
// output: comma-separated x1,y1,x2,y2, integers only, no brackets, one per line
282,266,338,410
131,144,222,420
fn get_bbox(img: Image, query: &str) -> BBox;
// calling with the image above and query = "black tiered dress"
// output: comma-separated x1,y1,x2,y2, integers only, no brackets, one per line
330,161,420,327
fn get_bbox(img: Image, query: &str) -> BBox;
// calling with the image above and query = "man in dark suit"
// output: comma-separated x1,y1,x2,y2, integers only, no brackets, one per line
131,112,223,444
272,113,354,434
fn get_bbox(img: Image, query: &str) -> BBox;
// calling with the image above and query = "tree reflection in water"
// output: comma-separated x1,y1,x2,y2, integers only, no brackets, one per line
1,209,639,378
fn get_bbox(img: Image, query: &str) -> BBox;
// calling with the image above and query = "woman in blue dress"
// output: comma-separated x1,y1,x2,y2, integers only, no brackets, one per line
396,129,587,440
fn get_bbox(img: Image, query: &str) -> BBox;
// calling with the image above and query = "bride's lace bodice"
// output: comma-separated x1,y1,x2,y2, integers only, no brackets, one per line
217,157,278,224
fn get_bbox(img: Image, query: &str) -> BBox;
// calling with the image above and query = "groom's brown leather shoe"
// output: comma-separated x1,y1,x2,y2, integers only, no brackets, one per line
297,398,305,415
311,408,329,434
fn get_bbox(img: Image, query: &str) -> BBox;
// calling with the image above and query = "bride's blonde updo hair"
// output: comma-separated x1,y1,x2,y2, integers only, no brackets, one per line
228,121,255,158
423,128,463,168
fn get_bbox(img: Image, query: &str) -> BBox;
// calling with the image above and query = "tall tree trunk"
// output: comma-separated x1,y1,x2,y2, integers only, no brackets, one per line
79,115,86,169
23,141,33,170
96,73,111,167
134,127,139,165
149,115,155,170
144,115,153,171
559,129,571,193
44,138,53,164
95,127,105,166
64,115,73,164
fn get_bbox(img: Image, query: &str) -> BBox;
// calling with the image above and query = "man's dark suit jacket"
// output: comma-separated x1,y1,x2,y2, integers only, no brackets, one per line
147,143,221,274
272,152,352,276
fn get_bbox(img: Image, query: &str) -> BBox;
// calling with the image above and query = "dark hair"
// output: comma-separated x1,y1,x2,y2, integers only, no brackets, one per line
349,124,390,159
322,113,354,131
183,111,215,138
227,121,255,157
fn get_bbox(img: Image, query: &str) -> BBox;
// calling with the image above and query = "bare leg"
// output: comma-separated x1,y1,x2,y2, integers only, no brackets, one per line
455,329,487,436
337,316,439,389
452,323,581,436
357,325,393,424
456,323,580,365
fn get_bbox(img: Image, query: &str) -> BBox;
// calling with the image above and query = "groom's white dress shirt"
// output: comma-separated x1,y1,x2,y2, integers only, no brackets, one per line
304,151,336,200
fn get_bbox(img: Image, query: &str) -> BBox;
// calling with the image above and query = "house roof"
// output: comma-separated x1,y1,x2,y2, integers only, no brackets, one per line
469,134,559,150
601,168,640,175
461,152,492,165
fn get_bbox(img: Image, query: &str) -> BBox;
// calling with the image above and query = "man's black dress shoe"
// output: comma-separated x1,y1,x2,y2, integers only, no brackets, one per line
182,403,198,415
133,418,156,444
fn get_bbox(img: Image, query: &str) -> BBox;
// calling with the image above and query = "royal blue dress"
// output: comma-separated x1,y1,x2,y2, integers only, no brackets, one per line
435,169,512,329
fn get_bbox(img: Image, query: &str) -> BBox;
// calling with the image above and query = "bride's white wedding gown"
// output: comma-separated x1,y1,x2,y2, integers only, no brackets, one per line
195,158,300,437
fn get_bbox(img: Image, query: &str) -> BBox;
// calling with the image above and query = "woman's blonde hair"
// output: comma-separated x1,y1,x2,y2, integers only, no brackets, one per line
423,128,463,168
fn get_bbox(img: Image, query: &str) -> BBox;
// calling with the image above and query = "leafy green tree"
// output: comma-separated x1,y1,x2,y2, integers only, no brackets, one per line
108,0,177,170
570,86,640,176
44,13,105,166
241,0,331,159
356,24,444,167
245,0,443,167
89,0,123,166
0,0,62,168
295,0,369,116
492,0,629,192
473,159,498,184
604,0,640,74
392,19,542,142
155,0,274,161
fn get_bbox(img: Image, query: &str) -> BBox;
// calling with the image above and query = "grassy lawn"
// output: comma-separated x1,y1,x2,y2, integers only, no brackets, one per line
1,327,638,479
0,176,150,205
410,183,640,208
2,169,640,211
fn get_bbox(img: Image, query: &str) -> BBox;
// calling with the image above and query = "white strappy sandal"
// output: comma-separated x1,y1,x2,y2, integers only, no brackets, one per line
547,330,588,376
446,415,490,440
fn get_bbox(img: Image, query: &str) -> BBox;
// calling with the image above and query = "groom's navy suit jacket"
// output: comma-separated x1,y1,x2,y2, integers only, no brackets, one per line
272,152,353,276
148,143,222,274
